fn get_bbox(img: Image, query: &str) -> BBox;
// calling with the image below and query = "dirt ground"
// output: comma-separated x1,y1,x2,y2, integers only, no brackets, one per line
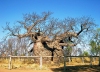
0,65,100,72
0,69,52,72
0,67,52,72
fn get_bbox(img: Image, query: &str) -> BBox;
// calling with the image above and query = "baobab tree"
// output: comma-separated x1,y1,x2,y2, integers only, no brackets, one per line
3,12,96,62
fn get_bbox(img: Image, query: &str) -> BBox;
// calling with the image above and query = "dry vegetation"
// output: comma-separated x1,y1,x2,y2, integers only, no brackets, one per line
0,57,100,72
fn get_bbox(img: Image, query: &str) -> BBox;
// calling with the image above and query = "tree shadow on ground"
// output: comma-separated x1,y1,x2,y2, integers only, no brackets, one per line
51,65,100,72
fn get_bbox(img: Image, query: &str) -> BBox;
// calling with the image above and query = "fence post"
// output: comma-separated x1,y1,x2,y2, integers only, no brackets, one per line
99,52,100,66
82,57,84,64
90,55,92,67
9,55,12,70
68,57,71,64
63,56,66,72
40,56,42,69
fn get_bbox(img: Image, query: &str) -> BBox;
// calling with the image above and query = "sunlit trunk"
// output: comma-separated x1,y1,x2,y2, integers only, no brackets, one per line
33,42,52,56
33,41,63,63
33,42,51,63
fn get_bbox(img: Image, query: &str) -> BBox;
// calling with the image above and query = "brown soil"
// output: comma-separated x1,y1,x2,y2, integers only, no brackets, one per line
0,68,52,72
0,65,100,72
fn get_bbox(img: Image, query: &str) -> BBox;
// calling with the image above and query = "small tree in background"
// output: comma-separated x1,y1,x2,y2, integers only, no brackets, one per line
83,51,89,56
89,28,100,56
90,28,100,66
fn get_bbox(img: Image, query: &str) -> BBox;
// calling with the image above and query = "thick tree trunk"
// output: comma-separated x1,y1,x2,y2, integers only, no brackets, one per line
33,42,50,63
33,41,63,63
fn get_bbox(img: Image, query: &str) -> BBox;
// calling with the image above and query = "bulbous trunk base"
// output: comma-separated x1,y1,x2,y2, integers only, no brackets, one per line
33,42,63,64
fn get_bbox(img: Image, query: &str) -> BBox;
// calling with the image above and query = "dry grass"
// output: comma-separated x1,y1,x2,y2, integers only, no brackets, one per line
0,57,100,72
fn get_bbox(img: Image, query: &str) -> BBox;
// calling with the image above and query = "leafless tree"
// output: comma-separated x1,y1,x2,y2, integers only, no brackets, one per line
3,12,96,62
0,41,7,57
0,37,29,56
9,37,28,56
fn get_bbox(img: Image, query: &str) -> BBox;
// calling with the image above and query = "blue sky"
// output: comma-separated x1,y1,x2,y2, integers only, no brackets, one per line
0,0,100,41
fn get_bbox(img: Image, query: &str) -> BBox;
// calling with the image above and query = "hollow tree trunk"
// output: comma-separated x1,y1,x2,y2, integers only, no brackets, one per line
33,42,51,63
33,41,63,63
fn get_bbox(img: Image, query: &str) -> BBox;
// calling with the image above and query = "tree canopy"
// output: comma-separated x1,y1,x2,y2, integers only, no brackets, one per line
3,12,96,61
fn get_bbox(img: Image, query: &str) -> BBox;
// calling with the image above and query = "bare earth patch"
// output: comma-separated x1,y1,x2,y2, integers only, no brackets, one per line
1,65,100,72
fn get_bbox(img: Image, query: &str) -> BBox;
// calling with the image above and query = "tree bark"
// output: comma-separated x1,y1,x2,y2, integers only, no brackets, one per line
33,40,63,63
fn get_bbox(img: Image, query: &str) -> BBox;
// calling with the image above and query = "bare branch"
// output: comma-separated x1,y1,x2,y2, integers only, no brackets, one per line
59,43,76,46
27,12,51,33
77,17,96,35
77,24,84,35
17,21,28,30
55,31,78,41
